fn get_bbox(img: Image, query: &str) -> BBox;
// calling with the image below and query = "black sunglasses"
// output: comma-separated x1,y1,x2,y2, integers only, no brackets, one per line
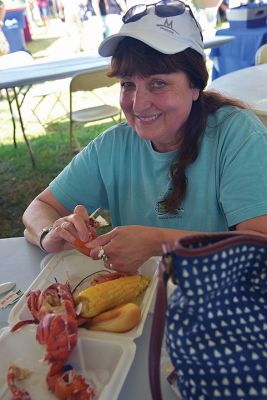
122,0,203,41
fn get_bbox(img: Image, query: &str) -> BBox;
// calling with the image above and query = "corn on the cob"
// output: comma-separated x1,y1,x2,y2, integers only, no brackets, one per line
74,275,150,318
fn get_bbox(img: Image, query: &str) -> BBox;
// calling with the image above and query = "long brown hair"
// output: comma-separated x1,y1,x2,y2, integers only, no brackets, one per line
109,37,246,213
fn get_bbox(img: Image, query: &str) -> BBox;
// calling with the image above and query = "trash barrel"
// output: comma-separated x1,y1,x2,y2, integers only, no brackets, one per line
2,7,26,53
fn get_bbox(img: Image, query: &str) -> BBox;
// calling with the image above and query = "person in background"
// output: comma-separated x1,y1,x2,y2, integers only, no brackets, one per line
37,0,50,27
108,0,127,14
23,1,267,274
217,0,229,23
105,0,127,35
91,0,109,38
57,0,87,52
49,0,59,16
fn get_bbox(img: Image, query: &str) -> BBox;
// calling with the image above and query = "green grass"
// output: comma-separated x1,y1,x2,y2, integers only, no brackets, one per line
0,118,116,238
26,37,58,56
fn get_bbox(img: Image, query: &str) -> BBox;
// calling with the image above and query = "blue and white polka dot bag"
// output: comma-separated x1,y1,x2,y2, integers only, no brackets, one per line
149,233,267,400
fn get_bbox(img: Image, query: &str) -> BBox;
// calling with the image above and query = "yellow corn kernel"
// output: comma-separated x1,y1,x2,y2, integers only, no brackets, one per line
74,275,150,318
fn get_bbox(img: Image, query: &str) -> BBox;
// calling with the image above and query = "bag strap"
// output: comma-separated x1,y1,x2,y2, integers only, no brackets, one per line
176,232,267,257
149,257,170,400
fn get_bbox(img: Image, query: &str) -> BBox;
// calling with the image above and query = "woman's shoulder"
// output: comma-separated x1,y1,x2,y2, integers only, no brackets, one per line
85,122,138,152
205,105,267,155
208,105,267,137
97,122,135,141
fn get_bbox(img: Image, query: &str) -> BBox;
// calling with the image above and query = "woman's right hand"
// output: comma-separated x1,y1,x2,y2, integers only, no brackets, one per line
38,205,97,253
88,225,163,274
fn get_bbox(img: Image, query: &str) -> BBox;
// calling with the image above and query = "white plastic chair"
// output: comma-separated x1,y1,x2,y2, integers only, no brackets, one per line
29,80,67,128
255,44,267,65
69,67,121,153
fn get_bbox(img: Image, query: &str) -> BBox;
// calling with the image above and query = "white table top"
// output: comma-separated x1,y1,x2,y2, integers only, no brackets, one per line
0,237,177,400
208,64,267,117
0,53,111,90
0,33,234,91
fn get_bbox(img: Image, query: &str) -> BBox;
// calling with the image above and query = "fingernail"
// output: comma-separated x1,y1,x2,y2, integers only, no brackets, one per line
81,228,90,241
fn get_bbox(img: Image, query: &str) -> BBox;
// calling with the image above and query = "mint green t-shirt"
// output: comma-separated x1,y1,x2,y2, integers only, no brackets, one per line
50,106,267,232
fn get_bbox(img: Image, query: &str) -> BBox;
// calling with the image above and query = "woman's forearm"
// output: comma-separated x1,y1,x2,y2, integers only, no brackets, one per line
22,188,70,247
23,198,63,246
148,227,203,256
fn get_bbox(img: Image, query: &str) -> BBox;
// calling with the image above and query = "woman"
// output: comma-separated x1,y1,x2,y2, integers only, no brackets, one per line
23,1,267,273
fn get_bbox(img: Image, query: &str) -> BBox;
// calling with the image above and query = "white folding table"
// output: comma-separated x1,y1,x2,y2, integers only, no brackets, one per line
0,53,110,167
208,63,267,128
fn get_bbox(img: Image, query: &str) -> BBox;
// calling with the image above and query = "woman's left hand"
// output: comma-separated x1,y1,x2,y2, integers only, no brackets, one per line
88,225,162,274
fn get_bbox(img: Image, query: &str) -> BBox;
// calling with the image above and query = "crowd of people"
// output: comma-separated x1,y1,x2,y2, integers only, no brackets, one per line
1,0,236,55
23,0,127,52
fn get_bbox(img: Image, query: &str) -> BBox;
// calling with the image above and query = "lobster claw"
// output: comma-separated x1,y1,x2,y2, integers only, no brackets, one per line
7,365,32,400
36,312,77,365
53,369,96,400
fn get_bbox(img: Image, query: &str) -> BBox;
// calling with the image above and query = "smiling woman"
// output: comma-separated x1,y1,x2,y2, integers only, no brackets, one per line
22,1,267,275
109,41,201,153
119,69,199,153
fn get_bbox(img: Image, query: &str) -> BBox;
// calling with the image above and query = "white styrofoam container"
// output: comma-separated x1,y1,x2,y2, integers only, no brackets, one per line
0,325,135,400
8,250,159,340
1,250,159,399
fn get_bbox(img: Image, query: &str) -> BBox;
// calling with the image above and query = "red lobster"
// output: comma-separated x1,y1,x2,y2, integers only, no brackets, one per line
10,283,95,400
7,365,31,400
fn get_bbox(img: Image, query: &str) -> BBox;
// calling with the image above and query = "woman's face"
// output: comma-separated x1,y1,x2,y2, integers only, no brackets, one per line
120,71,200,152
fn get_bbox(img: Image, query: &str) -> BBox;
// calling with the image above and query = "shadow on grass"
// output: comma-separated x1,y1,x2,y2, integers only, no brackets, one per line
0,119,116,238
26,37,60,57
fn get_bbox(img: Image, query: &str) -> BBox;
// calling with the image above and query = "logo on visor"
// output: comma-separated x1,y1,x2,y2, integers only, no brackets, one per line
156,18,179,35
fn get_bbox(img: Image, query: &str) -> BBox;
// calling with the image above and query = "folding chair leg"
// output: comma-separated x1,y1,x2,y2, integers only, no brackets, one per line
69,120,82,156
69,91,81,155
56,92,68,113
31,90,68,129
69,120,74,155
31,96,47,129
13,88,36,168
111,111,122,123
5,88,17,148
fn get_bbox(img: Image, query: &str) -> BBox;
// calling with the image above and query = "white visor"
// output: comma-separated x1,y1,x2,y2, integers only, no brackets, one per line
99,6,205,58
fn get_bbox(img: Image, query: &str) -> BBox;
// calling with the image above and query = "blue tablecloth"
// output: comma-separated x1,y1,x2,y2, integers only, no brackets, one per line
210,26,267,80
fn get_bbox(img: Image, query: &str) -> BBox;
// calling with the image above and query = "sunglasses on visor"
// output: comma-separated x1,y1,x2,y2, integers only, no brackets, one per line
122,0,203,41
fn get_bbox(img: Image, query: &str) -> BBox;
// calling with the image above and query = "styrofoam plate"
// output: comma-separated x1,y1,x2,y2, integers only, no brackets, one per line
8,250,159,341
0,325,135,400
